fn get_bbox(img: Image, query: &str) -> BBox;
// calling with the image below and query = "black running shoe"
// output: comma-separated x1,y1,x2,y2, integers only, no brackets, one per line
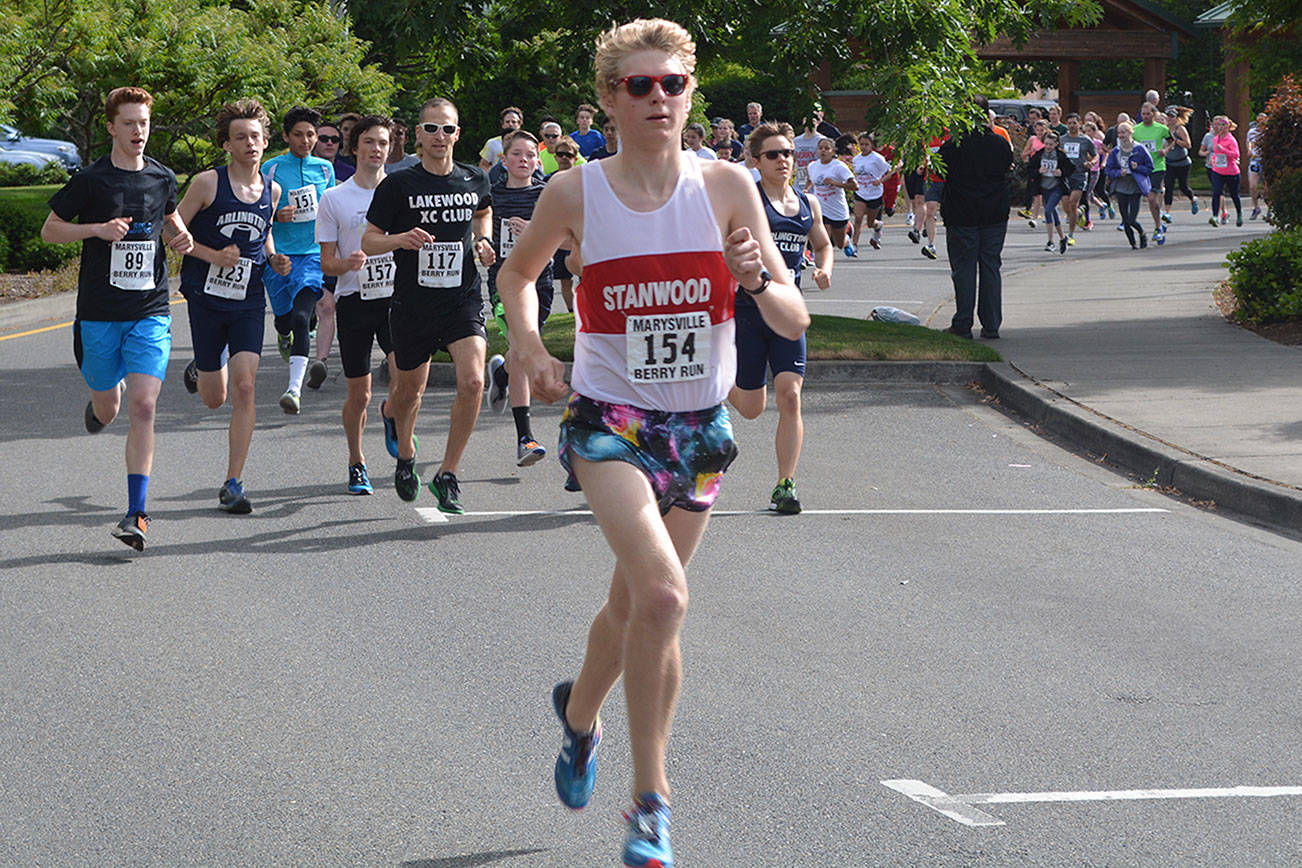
112,512,149,551
84,400,106,434
395,458,420,502
427,470,464,514
306,359,327,390
218,478,253,514
184,359,199,394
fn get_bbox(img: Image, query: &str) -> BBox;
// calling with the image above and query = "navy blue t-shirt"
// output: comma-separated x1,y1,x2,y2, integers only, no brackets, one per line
487,179,553,302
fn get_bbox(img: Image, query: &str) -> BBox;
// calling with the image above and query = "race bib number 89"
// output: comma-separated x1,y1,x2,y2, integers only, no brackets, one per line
418,241,463,288
625,312,711,383
110,240,156,291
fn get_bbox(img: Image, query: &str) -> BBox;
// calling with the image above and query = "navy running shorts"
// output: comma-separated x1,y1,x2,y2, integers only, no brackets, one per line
733,302,806,390
186,302,265,371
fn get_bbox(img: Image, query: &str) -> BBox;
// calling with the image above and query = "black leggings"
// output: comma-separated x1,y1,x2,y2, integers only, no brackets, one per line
274,287,317,357
1164,163,1194,206
1211,173,1242,219
1116,191,1144,245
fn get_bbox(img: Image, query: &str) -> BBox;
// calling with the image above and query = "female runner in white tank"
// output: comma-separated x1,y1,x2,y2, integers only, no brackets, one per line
495,18,809,867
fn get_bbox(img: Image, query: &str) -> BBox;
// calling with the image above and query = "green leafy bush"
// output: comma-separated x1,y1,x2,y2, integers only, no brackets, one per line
0,229,9,270
0,161,69,187
1226,228,1302,323
0,198,79,272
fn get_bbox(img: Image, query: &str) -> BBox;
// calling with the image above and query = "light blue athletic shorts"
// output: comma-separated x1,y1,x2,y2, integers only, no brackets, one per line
263,253,324,316
74,316,172,391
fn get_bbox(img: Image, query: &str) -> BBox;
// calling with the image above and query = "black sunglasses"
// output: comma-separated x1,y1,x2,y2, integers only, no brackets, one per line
543,132,559,139
760,148,793,160
554,151,576,158
420,122,458,135
618,74,688,98
317,134,341,144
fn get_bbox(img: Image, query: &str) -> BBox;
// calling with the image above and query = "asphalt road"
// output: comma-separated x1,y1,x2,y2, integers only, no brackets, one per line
1,215,1299,865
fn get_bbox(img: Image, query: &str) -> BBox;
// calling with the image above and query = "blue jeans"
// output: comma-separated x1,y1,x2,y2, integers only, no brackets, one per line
1042,186,1064,225
946,222,1007,335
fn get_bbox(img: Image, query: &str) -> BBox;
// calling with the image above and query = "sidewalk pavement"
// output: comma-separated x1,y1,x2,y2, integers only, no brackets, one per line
919,209,1302,533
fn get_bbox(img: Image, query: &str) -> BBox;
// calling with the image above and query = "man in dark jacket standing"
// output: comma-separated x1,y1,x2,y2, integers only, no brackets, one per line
939,96,1013,339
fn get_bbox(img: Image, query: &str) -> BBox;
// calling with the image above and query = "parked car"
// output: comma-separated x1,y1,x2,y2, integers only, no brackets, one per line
0,143,60,168
0,124,81,170
988,99,1059,124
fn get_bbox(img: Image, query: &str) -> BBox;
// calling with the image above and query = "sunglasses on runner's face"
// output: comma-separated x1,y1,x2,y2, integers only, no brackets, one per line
760,148,793,160
618,74,688,97
318,135,341,144
554,151,576,158
420,122,458,135
543,132,559,139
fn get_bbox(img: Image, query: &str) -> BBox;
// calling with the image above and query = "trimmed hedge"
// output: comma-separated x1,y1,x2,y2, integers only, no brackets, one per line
0,194,79,272
0,161,69,187
1226,228,1302,323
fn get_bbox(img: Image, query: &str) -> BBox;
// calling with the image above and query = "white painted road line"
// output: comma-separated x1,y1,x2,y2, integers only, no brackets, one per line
881,780,1005,827
964,785,1302,804
882,778,1302,827
417,507,1168,523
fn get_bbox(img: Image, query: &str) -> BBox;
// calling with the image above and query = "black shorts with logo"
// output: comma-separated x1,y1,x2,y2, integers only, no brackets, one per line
388,295,486,371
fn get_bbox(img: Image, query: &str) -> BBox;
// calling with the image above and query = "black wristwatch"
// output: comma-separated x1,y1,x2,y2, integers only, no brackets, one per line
741,268,771,297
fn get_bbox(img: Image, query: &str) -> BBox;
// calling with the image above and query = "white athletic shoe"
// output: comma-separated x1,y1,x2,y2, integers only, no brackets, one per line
487,354,508,414
906,212,916,226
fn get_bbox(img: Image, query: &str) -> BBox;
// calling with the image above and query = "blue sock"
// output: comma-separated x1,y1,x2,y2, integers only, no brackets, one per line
128,474,149,516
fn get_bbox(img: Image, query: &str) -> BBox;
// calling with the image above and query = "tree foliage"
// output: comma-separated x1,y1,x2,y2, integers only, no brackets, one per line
2,0,394,173
351,0,1101,172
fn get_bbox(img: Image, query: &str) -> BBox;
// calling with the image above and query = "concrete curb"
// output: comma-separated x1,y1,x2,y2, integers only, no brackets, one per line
979,362,1302,535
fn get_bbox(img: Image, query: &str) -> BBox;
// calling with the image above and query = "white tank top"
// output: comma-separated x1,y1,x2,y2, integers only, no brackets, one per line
575,152,736,412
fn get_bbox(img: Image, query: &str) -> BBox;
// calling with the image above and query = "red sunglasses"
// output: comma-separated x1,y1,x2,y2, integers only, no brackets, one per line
618,74,688,97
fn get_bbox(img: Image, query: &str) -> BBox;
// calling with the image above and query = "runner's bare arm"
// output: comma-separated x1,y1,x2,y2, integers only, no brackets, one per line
361,222,432,256
41,211,131,244
162,210,193,254
707,161,810,340
496,171,582,404
805,194,834,290
171,170,236,264
320,241,364,275
472,207,495,266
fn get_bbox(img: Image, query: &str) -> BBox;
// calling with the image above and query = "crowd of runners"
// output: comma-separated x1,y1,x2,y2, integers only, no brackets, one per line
39,18,1274,865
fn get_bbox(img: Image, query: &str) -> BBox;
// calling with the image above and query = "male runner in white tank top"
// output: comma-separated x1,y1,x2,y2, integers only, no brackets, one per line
496,18,808,868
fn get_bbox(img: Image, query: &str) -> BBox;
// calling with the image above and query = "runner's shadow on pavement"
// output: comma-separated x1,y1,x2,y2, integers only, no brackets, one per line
402,850,547,868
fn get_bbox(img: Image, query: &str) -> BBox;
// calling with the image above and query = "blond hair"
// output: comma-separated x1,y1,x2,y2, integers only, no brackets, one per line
594,19,696,101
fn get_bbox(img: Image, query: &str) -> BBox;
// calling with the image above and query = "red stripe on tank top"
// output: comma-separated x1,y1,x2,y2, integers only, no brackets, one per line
577,251,736,334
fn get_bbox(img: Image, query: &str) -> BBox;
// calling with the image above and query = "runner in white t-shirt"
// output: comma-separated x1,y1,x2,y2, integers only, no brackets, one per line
791,125,823,191
850,132,891,250
806,136,857,254
316,116,402,496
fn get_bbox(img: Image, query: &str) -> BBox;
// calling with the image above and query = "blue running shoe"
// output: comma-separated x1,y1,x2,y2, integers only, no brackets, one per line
380,400,416,459
552,680,601,810
843,242,857,258
348,462,373,495
622,793,672,868
218,478,253,514
1191,196,1200,215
